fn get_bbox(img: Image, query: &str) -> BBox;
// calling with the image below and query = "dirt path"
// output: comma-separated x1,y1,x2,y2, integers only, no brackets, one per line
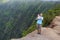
11,16,60,40
11,28,60,40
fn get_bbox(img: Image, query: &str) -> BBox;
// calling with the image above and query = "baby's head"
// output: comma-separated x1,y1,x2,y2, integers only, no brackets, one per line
40,13,43,16
37,13,43,17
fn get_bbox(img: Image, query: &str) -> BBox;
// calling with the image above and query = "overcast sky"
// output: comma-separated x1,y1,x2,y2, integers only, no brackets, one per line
41,0,60,1
0,0,60,4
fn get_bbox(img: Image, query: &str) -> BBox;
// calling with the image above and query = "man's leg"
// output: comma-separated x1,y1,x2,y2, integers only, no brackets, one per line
37,24,41,34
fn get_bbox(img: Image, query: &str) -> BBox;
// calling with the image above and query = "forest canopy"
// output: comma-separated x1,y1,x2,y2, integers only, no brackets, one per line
0,0,60,40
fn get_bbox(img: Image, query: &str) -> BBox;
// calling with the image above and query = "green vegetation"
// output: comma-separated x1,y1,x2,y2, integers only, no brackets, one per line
22,2,60,37
0,1,60,40
43,3,60,27
22,21,36,36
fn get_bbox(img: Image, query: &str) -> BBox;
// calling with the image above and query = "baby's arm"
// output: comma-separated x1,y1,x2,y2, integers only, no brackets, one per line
40,17,43,20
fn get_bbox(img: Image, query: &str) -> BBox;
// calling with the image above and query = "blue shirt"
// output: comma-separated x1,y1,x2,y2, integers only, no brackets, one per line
37,16,43,24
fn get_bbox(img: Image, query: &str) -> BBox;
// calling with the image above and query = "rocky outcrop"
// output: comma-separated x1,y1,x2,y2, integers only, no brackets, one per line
11,16,60,40
49,16,60,35
11,28,60,40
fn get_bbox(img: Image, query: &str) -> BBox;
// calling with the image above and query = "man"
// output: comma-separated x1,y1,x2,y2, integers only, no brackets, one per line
36,13,43,34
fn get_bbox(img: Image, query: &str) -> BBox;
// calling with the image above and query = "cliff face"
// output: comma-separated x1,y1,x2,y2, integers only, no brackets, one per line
0,1,57,40
11,16,60,40
49,16,60,34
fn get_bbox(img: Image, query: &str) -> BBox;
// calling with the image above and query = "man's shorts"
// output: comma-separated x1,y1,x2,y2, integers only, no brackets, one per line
37,24,42,30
